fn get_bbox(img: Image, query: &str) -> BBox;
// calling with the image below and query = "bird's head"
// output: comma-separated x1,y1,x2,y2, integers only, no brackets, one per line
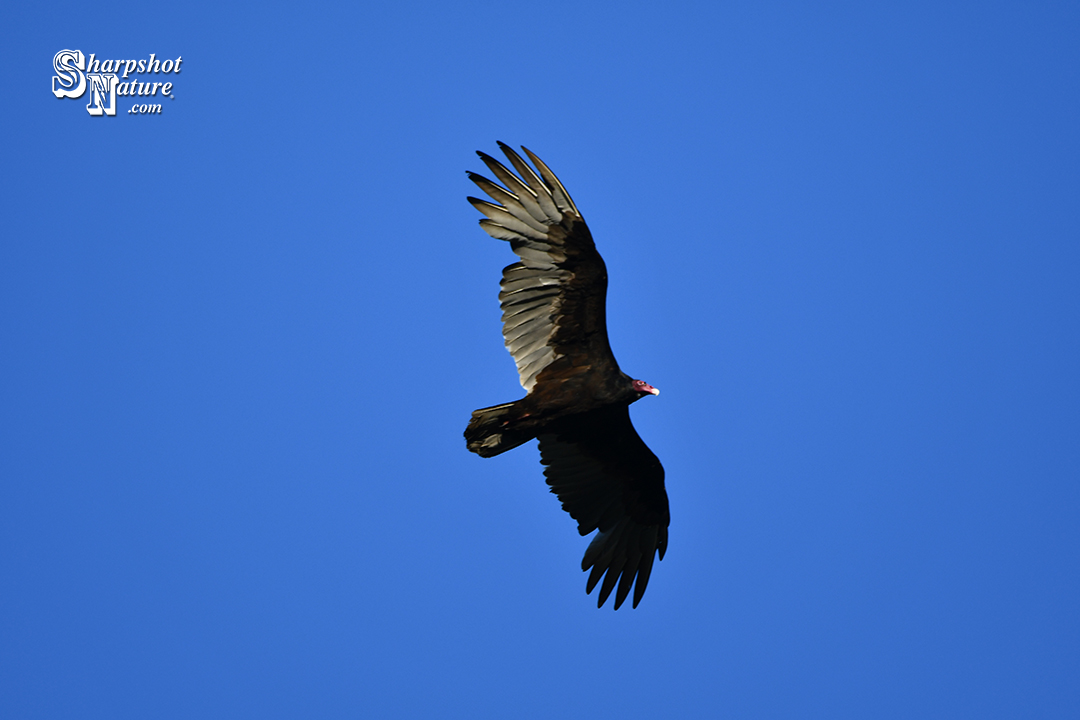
631,379,660,399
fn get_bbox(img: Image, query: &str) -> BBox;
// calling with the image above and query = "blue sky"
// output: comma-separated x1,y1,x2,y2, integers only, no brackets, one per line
2,2,1078,717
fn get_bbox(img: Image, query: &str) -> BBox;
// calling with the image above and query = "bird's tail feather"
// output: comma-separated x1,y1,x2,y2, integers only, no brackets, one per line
465,401,534,458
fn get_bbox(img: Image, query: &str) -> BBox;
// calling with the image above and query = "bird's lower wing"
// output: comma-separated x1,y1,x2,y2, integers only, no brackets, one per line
538,407,669,609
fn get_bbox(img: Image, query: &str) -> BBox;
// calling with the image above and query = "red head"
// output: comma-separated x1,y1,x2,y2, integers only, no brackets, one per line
632,379,660,397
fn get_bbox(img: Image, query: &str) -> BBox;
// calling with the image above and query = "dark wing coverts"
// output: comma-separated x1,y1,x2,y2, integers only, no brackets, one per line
467,143,616,391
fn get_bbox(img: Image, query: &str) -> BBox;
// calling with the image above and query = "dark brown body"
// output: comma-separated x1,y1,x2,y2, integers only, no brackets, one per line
464,143,670,609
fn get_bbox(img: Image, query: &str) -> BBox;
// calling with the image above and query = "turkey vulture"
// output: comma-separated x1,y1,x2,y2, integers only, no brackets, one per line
464,143,670,610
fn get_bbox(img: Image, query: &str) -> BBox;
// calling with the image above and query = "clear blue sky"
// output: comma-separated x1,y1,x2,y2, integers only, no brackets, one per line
3,2,1078,717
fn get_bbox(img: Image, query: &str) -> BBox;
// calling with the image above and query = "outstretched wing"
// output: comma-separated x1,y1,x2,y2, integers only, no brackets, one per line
468,143,618,392
538,406,670,609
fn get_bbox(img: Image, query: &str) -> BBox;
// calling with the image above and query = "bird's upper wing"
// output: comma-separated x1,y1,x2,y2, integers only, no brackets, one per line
538,406,670,609
468,143,617,392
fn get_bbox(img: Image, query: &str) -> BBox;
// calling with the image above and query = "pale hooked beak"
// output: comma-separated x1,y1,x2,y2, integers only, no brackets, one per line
643,383,660,396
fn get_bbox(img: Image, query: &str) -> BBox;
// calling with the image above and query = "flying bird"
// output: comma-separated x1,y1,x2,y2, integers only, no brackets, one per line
464,143,670,610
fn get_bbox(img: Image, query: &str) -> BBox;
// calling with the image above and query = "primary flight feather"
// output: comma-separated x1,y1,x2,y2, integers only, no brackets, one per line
464,143,670,610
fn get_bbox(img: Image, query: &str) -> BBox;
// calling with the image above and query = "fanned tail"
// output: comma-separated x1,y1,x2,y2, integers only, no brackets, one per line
465,401,534,458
